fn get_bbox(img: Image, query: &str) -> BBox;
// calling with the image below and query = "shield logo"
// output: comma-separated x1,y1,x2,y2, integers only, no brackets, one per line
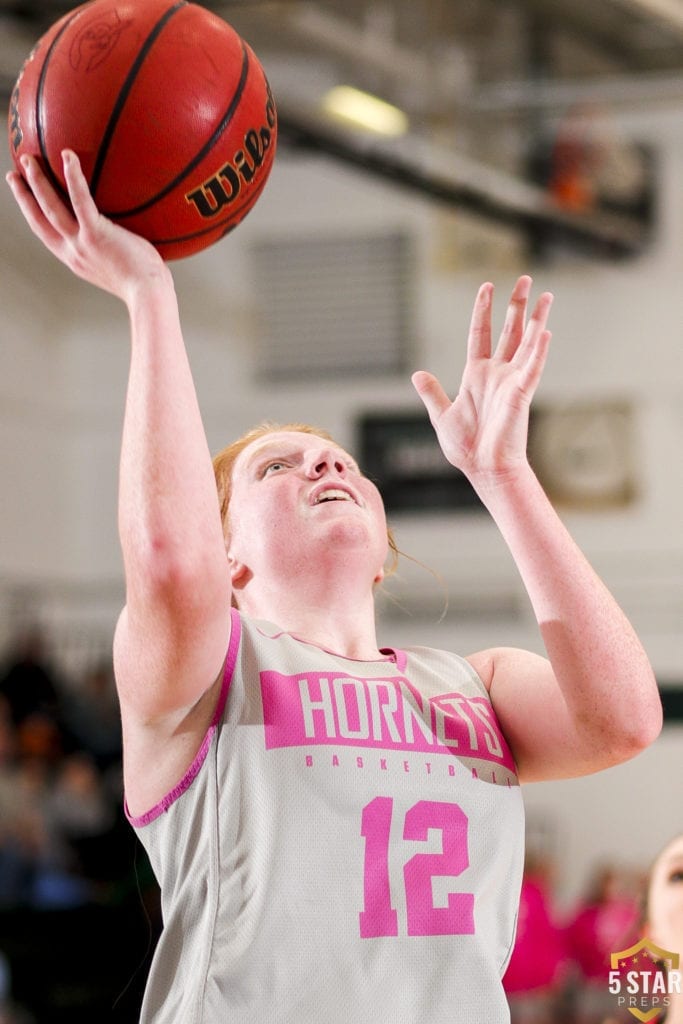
610,937,680,1022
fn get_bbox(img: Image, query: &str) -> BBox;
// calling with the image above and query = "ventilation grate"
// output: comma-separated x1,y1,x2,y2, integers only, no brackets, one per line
252,231,414,381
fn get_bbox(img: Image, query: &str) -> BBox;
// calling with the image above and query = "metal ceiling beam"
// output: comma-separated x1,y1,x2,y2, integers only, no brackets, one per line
277,106,652,259
280,3,428,85
608,0,683,38
472,68,683,110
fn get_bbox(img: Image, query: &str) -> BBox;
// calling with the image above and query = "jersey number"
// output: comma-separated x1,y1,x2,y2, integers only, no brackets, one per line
359,797,475,938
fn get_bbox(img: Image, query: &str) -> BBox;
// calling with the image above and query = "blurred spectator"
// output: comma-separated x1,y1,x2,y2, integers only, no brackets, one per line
60,660,122,771
33,751,115,909
0,646,122,911
0,706,50,909
0,629,158,1022
0,701,14,765
504,852,569,1023
0,628,59,729
644,833,683,1024
0,951,34,1024
16,712,63,768
565,864,641,1024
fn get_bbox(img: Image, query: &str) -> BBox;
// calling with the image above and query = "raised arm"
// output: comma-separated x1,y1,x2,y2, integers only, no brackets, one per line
412,276,662,783
7,154,232,804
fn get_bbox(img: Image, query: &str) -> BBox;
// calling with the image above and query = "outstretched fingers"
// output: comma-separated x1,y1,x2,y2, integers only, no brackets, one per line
495,275,532,360
61,149,100,231
521,329,552,394
6,164,67,252
513,290,554,392
6,151,100,247
467,282,494,360
18,153,78,238
411,370,452,425
6,151,115,280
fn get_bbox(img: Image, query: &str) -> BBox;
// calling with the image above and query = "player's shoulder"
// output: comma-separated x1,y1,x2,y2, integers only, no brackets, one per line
466,646,550,693
399,642,490,689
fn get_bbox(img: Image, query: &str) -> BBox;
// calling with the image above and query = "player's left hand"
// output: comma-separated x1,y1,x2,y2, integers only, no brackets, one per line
412,275,553,488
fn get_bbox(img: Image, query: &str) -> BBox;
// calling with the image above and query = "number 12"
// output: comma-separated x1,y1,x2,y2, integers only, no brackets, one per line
359,797,475,938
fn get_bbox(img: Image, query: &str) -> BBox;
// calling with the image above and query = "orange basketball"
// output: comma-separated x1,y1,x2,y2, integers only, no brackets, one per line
7,0,277,260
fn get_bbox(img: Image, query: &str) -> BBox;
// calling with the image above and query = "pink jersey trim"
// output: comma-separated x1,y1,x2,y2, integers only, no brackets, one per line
382,647,407,673
125,608,242,828
254,622,407,671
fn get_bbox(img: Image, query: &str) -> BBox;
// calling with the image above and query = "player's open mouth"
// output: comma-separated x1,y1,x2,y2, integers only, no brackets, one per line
310,485,358,506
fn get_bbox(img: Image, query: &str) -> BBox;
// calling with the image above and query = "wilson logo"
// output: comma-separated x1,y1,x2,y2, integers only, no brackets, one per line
185,84,276,218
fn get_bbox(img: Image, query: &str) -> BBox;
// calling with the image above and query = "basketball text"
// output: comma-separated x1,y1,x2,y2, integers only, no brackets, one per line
184,84,276,218
259,669,518,786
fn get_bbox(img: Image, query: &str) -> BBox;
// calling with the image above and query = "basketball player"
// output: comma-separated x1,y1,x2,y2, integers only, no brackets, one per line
6,151,662,1024
644,834,683,1024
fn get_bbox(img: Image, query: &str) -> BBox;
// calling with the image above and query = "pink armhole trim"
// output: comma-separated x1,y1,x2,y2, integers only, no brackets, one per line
125,608,242,828
383,647,407,673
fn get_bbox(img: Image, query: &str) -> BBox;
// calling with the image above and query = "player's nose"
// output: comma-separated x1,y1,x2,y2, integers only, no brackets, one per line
304,448,347,479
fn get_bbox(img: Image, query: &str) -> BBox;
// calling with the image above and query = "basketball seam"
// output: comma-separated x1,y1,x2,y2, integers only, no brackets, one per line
36,6,86,201
106,40,252,218
90,0,187,201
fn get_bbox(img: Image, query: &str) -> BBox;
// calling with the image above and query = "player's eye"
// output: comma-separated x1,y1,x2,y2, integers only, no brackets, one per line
668,868,683,883
262,460,288,476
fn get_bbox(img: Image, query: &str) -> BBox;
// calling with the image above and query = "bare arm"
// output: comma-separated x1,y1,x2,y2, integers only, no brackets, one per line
7,154,232,799
115,258,230,724
413,277,661,782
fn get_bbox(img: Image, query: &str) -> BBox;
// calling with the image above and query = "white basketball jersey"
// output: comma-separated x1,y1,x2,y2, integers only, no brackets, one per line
128,609,525,1023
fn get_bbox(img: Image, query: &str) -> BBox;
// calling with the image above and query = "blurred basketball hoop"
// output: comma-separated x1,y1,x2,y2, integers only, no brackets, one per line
547,102,652,218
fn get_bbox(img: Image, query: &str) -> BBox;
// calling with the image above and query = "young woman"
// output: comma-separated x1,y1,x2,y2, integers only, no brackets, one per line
645,834,683,1024
6,151,662,1024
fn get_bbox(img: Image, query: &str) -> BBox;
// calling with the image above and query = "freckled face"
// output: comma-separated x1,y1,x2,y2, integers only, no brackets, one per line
648,835,683,954
226,430,389,586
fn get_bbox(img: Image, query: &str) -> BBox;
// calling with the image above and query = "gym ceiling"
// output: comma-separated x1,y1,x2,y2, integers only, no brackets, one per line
3,0,683,256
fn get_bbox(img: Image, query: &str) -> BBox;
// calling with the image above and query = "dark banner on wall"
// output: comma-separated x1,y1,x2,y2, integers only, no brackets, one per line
356,412,484,514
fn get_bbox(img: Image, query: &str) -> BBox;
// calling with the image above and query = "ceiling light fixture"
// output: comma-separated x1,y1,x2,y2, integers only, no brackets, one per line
321,85,409,136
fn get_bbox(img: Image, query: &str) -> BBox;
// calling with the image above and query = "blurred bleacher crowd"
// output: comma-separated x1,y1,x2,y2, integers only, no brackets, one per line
504,853,651,1024
0,627,160,1024
0,626,667,1023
